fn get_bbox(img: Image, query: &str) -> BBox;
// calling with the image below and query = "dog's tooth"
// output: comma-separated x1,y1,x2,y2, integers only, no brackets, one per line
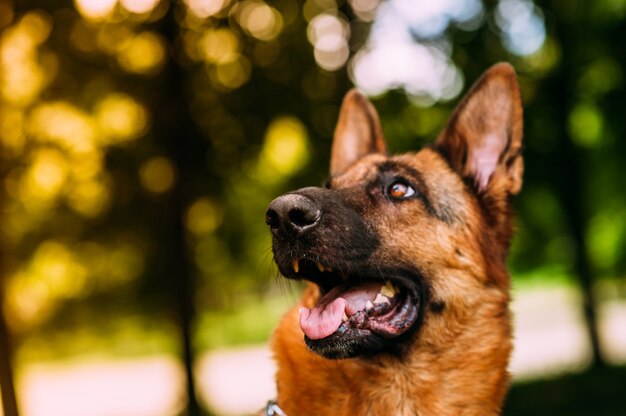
380,281,398,298
365,300,374,311
342,312,349,322
373,293,390,305
316,261,325,272
292,259,300,273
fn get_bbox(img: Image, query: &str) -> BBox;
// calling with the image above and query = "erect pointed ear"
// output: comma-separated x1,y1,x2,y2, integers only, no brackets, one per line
436,63,523,196
330,89,387,176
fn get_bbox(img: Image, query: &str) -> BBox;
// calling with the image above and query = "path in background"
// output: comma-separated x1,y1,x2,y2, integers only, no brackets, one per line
4,285,626,416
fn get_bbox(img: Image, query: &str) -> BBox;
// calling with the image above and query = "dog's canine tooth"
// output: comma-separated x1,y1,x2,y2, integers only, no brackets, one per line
316,261,325,272
380,281,397,298
292,259,300,273
342,312,349,322
373,293,390,305
365,300,374,311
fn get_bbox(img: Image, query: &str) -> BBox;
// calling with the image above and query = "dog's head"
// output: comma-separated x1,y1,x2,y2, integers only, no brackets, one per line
266,63,523,360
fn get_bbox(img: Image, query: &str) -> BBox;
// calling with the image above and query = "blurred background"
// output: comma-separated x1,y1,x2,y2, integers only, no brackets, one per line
0,0,625,415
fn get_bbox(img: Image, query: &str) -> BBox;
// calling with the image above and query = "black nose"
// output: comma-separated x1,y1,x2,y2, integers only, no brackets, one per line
265,193,321,233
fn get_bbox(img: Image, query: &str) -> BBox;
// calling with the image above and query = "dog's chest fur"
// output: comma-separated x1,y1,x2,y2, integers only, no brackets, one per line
271,283,512,416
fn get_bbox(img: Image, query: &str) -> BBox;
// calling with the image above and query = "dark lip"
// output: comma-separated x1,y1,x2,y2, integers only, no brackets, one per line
296,262,423,342
338,285,419,337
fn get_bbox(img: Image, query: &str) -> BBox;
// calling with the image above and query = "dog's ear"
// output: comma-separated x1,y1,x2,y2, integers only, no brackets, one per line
331,89,387,176
436,63,523,196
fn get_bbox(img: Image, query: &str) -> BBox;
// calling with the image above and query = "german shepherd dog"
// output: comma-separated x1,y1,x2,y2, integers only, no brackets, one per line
264,63,523,415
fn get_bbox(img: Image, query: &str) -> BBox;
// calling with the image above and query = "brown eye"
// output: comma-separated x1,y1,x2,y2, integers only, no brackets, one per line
387,181,416,199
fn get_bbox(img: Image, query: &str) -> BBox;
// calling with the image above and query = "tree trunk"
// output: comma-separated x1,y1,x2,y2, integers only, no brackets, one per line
155,3,205,415
0,292,19,415
540,0,606,368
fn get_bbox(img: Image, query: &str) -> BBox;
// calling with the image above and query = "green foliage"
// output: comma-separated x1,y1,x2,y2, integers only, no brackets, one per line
505,365,626,415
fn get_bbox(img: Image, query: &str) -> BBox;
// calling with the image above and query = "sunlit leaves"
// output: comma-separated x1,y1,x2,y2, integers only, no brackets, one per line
5,239,145,331
0,109,26,154
308,13,350,71
180,0,288,90
233,0,284,41
567,102,605,148
95,93,150,143
588,210,626,272
347,0,381,22
75,0,163,21
139,157,176,194
257,116,310,183
75,0,117,20
186,198,223,236
120,0,161,15
199,28,241,64
184,0,232,19
21,149,69,204
0,12,54,106
577,58,623,98
29,102,96,153
116,31,167,75
210,56,253,90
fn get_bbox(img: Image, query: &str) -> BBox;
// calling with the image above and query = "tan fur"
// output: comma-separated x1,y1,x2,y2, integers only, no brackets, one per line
268,63,522,416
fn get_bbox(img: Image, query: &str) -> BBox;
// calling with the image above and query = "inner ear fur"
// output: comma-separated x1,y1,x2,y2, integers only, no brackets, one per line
436,63,523,196
330,89,387,176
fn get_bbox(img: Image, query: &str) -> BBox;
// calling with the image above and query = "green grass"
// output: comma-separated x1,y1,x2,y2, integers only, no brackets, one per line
195,294,295,350
504,365,626,415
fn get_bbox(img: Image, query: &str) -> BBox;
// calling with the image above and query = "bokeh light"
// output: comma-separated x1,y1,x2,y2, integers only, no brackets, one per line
139,156,176,194
567,103,604,148
184,0,231,19
74,0,118,20
0,12,53,106
186,198,223,236
95,93,150,144
307,13,350,71
20,149,68,204
199,28,241,64
234,0,284,41
495,0,546,56
116,31,167,75
256,116,309,184
348,0,381,22
211,56,252,89
28,102,96,153
120,0,161,14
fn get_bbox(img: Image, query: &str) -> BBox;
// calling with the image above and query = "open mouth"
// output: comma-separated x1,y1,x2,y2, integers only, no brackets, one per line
286,258,422,357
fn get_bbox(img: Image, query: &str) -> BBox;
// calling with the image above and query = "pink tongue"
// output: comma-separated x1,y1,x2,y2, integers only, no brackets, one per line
299,283,381,340
299,297,346,340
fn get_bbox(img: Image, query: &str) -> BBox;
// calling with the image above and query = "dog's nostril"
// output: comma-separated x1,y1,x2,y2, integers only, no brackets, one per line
288,207,320,228
265,208,280,228
266,193,321,233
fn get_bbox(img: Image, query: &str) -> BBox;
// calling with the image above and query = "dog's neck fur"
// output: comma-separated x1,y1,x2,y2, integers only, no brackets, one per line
271,282,512,416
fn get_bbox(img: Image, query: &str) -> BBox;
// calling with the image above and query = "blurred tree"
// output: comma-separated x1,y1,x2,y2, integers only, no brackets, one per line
517,0,626,368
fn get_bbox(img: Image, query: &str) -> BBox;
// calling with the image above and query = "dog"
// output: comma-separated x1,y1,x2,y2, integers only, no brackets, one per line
264,63,523,416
